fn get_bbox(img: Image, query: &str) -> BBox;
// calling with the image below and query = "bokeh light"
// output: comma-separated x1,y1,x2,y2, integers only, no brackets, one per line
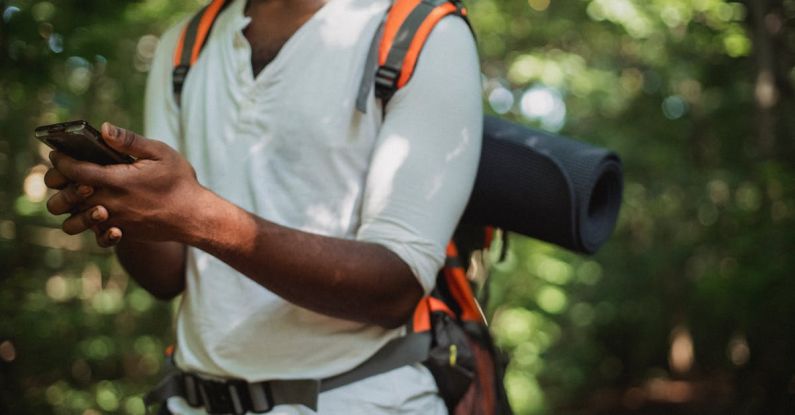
488,85,515,114
2,1,794,414
3,6,20,22
662,95,687,119
519,85,566,132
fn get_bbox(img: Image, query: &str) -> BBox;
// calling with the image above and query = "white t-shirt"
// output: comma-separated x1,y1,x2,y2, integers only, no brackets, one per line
144,0,481,401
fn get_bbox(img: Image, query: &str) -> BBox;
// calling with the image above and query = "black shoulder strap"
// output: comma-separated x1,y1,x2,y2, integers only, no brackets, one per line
356,0,471,113
172,0,232,105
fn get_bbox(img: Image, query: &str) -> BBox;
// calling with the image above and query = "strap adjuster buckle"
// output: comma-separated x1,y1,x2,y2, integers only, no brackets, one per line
374,66,401,100
172,64,190,94
178,372,275,414
196,378,249,415
247,382,274,413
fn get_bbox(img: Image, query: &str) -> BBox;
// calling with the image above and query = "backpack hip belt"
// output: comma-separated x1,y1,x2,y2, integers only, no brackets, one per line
145,331,433,414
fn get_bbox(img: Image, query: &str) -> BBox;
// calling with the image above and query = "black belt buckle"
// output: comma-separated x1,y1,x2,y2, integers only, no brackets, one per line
198,378,248,415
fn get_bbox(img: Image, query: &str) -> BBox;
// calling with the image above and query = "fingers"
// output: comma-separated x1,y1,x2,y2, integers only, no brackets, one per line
62,205,109,235
47,183,95,215
101,122,160,160
49,151,111,187
96,226,123,248
43,168,70,190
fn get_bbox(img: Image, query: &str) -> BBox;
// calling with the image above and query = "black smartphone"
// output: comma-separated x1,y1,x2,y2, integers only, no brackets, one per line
35,120,134,165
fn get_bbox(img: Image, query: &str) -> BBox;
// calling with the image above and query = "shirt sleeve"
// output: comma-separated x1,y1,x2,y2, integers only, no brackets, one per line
356,17,483,294
144,22,186,151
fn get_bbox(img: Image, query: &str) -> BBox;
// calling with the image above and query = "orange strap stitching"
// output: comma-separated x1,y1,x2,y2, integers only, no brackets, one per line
173,25,189,67
396,2,458,88
190,0,227,65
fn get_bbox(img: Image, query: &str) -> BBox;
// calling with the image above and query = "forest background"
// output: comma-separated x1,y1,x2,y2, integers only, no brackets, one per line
1,0,793,414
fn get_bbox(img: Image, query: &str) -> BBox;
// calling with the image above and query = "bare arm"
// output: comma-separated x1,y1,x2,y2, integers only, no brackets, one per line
183,189,422,328
115,240,186,300
47,124,422,328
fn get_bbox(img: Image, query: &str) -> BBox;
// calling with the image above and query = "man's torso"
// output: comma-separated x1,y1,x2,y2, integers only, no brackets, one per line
171,0,400,381
143,0,483,411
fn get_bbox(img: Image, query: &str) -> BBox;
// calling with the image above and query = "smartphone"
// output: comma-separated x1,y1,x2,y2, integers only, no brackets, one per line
34,120,134,165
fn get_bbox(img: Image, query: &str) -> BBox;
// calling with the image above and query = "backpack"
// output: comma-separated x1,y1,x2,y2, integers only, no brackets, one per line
146,0,514,414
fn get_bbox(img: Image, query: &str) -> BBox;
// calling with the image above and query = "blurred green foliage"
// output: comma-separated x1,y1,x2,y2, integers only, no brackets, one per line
1,0,794,414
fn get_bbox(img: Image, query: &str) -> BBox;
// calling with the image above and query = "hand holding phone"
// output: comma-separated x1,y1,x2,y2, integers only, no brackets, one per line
38,120,132,247
42,121,203,247
35,120,134,165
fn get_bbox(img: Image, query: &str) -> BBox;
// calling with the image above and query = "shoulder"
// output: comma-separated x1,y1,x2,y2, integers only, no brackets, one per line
426,16,478,71
387,13,480,107
420,14,478,80
427,13,475,47
404,13,479,88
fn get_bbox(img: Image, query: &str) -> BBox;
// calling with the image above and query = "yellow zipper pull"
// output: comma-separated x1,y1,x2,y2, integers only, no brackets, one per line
449,344,458,367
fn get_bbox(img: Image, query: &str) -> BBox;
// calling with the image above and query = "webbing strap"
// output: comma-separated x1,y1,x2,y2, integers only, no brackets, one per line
371,0,466,103
382,0,447,72
144,371,183,409
146,334,431,413
412,295,456,332
145,371,320,413
355,12,388,113
320,332,431,391
445,242,484,323
172,0,230,104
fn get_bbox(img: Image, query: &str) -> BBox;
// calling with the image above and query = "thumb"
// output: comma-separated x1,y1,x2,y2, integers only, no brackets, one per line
101,122,159,160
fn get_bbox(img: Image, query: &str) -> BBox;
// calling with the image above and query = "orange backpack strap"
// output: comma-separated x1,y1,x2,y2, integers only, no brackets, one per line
412,296,456,333
172,0,231,104
356,0,470,112
443,241,485,323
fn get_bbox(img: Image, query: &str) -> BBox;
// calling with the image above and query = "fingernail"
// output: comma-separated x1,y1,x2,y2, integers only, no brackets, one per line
103,122,117,140
77,185,93,197
91,208,103,221
109,229,121,241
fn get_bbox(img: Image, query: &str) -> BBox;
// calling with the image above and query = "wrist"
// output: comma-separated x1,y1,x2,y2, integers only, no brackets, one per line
175,186,222,247
175,187,255,252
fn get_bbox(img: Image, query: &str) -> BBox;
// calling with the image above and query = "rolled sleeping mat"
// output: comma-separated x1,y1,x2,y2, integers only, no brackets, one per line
460,116,624,255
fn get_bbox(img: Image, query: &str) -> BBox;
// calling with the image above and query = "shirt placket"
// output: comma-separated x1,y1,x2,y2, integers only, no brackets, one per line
229,16,262,144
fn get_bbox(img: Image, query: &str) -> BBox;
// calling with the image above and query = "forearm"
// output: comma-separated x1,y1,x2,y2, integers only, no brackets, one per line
115,239,186,300
180,189,423,328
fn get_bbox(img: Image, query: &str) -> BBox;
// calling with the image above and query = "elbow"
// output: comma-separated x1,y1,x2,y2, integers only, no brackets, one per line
378,308,416,330
122,267,185,301
378,313,410,330
376,282,424,330
148,286,184,301
132,271,185,301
